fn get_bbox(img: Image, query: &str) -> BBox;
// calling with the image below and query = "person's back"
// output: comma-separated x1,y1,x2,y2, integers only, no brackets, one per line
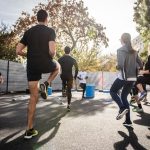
22,24,56,73
117,45,143,81
58,55,77,78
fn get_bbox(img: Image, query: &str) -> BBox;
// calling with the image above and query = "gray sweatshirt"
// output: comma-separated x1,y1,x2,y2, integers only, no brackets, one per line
117,45,143,81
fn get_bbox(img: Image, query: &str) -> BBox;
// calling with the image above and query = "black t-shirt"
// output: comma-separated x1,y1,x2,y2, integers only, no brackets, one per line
144,55,150,78
20,24,56,72
58,55,78,78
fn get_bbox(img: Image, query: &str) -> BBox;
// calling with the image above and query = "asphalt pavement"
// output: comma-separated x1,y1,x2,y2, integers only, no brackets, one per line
0,91,150,150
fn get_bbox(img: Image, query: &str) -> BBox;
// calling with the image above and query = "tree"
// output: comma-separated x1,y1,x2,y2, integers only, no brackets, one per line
13,0,109,70
14,0,108,50
133,0,150,53
99,54,117,72
0,23,16,61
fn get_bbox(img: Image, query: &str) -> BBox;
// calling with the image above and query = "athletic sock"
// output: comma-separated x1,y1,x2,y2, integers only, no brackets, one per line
138,104,142,109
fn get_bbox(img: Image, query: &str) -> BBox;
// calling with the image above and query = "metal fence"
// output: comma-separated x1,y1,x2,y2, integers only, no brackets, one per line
0,59,117,93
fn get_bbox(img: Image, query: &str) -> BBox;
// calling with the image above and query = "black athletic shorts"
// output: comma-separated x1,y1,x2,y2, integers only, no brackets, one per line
27,59,57,81
60,75,73,89
136,76,150,85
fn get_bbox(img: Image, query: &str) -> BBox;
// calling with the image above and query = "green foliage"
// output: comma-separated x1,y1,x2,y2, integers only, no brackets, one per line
139,41,149,61
133,0,150,55
99,54,117,72
13,0,109,70
0,23,16,61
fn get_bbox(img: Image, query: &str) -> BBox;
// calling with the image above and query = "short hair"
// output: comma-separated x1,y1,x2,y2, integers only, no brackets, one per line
64,46,71,54
37,9,48,22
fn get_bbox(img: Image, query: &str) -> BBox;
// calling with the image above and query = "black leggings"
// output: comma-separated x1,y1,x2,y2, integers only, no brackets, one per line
61,76,73,105
80,83,86,98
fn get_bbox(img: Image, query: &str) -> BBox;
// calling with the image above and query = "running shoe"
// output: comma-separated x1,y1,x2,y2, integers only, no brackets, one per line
132,107,144,113
67,105,71,112
141,96,148,102
24,128,38,139
40,82,48,99
139,91,147,101
116,108,129,120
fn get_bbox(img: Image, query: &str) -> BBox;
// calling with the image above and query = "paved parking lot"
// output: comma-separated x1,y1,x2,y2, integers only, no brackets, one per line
0,91,150,150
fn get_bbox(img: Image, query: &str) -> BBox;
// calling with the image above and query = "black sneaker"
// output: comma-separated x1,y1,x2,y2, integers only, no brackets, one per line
116,108,129,120
67,105,71,112
139,91,147,101
24,128,38,139
142,96,147,102
123,121,132,127
40,82,48,99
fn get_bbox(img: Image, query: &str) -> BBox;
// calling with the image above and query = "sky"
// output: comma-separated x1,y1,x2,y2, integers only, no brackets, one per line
0,0,138,54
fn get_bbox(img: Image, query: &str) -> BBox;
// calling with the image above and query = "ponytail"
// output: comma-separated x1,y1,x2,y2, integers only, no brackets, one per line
121,33,135,53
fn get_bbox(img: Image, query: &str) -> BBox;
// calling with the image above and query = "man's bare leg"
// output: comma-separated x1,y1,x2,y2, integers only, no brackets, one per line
137,83,147,101
134,95,141,104
27,81,39,130
24,81,39,139
137,83,144,93
47,61,60,85
40,61,60,99
132,92,143,113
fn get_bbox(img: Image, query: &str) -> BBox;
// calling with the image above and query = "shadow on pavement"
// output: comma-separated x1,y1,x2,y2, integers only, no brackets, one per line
0,94,112,150
0,97,28,130
133,112,150,127
67,97,112,117
114,126,148,150
0,108,67,150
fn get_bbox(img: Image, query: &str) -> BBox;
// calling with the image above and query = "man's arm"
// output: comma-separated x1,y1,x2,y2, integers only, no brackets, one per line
49,41,56,58
139,70,150,75
16,43,26,56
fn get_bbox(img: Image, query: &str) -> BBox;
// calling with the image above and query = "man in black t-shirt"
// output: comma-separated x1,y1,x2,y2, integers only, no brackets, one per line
16,9,60,139
58,46,78,111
